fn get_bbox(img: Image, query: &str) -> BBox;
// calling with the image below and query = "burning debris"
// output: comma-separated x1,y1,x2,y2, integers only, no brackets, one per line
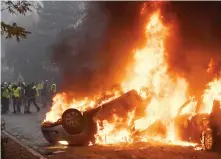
42,2,221,151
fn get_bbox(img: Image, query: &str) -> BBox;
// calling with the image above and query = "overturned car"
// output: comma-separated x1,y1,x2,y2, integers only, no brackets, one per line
41,90,146,146
41,89,221,151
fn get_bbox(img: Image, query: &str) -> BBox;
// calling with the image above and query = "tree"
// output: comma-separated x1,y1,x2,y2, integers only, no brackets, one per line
1,1,34,41
3,1,85,82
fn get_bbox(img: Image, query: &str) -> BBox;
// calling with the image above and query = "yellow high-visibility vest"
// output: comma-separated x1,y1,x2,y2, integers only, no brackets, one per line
36,88,40,96
40,83,43,89
36,85,41,96
12,87,21,98
51,83,56,93
37,84,43,90
2,88,10,98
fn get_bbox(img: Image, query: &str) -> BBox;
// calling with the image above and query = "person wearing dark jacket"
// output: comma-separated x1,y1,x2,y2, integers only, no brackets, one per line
21,82,27,109
1,82,10,114
25,83,40,114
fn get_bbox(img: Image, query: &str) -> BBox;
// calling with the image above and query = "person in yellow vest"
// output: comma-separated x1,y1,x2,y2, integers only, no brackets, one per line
50,79,56,97
37,81,43,103
50,79,56,106
1,82,10,114
36,83,40,97
41,80,49,107
40,81,44,92
12,84,21,113
7,81,12,110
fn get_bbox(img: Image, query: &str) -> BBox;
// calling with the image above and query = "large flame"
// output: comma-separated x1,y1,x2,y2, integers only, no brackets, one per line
199,76,221,114
44,9,221,146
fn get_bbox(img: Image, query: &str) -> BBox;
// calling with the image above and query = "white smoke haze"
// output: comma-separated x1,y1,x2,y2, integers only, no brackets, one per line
1,1,87,82
1,1,44,81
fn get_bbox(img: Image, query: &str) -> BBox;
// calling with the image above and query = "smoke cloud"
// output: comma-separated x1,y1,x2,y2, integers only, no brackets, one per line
162,2,221,99
52,1,221,100
52,2,147,98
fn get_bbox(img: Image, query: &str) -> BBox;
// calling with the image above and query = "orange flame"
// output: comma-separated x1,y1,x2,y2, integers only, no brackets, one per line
207,58,215,74
44,9,221,147
199,76,221,114
121,11,194,145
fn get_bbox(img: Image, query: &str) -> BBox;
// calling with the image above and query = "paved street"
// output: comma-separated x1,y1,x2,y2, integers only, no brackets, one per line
2,102,221,159
2,102,50,150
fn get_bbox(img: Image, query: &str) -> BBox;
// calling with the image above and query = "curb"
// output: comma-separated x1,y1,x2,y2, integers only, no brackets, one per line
2,130,47,159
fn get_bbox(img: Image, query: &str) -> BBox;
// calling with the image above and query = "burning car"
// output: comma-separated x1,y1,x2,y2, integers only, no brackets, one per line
174,100,221,151
41,8,221,150
41,90,146,145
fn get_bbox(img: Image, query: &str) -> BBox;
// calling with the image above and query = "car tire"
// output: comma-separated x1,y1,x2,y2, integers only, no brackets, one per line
61,108,86,135
202,129,215,151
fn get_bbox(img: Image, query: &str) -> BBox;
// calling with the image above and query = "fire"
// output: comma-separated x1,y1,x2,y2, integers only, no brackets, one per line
207,58,215,74
44,7,221,147
58,140,69,145
199,76,221,114
44,90,121,123
122,11,191,144
95,110,135,145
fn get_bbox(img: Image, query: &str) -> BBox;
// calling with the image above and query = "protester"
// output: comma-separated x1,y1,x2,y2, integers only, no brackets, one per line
42,80,49,107
1,82,10,114
25,83,40,113
12,84,21,113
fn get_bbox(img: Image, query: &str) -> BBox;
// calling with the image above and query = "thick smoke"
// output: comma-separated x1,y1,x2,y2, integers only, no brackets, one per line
52,2,221,100
52,2,148,98
163,2,221,100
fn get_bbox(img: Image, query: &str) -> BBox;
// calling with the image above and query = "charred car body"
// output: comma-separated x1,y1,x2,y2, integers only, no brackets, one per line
174,100,221,151
41,90,221,151
41,90,146,145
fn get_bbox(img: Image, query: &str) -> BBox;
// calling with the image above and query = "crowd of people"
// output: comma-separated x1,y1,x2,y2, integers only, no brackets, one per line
1,80,56,114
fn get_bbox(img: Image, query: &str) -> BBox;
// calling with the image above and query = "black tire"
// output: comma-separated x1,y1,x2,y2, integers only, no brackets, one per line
61,109,85,135
202,129,215,151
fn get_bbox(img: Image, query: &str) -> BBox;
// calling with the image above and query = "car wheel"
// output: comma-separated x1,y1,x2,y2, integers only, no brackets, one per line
61,108,85,135
203,130,214,151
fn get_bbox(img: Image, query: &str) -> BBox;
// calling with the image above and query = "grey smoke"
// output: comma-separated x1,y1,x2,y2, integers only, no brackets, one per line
51,2,146,98
1,1,86,83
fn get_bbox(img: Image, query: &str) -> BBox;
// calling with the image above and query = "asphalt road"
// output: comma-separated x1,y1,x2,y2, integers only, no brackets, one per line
2,102,221,159
2,101,50,149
